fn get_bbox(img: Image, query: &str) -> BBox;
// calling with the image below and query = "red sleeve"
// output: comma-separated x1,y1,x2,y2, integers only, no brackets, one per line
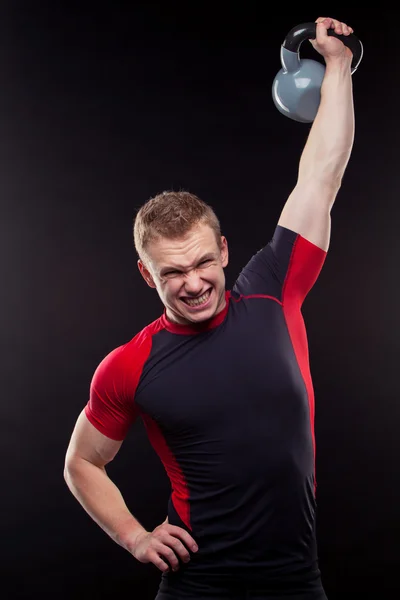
281,232,327,307
232,225,326,306
84,330,153,441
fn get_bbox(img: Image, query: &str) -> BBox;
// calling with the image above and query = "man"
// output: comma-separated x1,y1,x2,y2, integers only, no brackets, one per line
64,17,355,600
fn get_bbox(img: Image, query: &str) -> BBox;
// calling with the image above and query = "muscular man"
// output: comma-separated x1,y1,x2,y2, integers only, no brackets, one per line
64,17,355,600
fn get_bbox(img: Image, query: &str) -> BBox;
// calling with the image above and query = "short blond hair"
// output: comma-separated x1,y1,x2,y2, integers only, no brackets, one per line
133,190,222,265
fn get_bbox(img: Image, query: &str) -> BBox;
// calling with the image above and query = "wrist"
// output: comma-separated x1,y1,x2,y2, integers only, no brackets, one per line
324,53,352,73
128,528,149,554
115,520,148,552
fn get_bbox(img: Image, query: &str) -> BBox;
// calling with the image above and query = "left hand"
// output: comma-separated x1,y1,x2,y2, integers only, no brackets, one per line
310,17,354,63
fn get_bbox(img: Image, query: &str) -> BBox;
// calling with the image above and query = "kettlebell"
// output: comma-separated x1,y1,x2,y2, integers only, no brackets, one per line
272,22,363,123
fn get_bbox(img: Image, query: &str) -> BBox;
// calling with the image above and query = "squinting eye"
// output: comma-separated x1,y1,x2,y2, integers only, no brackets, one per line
163,260,212,277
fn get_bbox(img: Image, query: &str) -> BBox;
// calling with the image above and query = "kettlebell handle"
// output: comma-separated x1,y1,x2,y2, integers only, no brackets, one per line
282,22,363,74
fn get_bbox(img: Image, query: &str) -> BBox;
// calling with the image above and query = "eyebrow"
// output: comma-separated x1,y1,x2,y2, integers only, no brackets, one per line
159,252,216,276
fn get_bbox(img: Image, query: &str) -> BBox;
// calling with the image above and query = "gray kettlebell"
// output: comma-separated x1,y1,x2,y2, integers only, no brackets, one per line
272,22,363,123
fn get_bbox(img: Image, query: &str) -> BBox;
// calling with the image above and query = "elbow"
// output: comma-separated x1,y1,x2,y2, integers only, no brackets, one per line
63,453,82,486
63,458,75,487
63,454,106,485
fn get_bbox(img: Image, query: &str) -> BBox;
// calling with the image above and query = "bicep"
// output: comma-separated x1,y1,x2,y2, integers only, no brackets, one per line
65,409,123,468
278,181,338,252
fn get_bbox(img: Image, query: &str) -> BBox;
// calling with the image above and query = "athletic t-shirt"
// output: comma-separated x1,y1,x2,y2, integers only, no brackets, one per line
85,224,327,590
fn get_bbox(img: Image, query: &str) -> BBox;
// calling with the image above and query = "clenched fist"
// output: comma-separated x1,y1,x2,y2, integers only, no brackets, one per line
310,17,354,63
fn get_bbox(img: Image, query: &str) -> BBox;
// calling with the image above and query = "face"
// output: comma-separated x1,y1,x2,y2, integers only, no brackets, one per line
138,223,229,325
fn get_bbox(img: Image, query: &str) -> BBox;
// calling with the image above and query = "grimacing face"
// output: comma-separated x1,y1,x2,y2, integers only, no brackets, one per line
137,223,229,325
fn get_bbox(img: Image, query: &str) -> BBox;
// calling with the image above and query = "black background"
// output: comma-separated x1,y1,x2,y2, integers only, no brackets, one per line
3,2,399,598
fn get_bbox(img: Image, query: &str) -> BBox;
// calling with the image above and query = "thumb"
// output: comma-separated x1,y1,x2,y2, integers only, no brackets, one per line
309,18,331,46
316,17,333,39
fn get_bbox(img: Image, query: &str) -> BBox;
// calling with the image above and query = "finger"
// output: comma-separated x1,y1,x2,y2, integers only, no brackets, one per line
309,17,324,42
156,543,181,571
332,19,343,34
166,535,191,563
150,551,171,573
314,18,334,42
316,17,343,34
341,22,353,36
165,525,199,552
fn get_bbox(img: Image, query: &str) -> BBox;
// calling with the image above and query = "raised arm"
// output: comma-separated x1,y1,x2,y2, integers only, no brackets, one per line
278,16,355,251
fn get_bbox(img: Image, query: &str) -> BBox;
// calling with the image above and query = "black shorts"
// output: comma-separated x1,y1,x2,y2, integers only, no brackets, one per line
155,571,328,600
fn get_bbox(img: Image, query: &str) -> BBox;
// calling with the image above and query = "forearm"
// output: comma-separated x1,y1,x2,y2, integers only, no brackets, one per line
298,56,355,187
64,458,147,552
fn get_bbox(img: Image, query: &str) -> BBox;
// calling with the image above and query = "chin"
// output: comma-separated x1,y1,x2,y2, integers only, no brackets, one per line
189,311,214,322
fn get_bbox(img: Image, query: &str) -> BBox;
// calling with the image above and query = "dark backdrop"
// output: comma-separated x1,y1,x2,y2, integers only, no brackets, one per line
2,2,399,599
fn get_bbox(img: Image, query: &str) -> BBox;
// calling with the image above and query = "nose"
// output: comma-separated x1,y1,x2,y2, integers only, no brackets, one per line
183,271,204,296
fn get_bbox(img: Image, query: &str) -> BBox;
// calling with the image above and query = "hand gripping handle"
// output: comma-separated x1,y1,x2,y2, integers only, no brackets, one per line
282,22,363,74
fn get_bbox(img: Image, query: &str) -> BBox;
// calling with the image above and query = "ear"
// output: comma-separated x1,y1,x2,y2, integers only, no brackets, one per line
137,259,157,289
220,236,229,268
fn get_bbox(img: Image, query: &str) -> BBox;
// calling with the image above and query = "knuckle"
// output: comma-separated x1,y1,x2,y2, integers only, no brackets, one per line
154,528,165,540
150,541,163,556
176,542,190,560
149,551,160,565
146,547,155,559
162,547,176,562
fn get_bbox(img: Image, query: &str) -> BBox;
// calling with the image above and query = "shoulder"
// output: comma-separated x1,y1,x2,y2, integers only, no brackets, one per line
93,317,165,381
